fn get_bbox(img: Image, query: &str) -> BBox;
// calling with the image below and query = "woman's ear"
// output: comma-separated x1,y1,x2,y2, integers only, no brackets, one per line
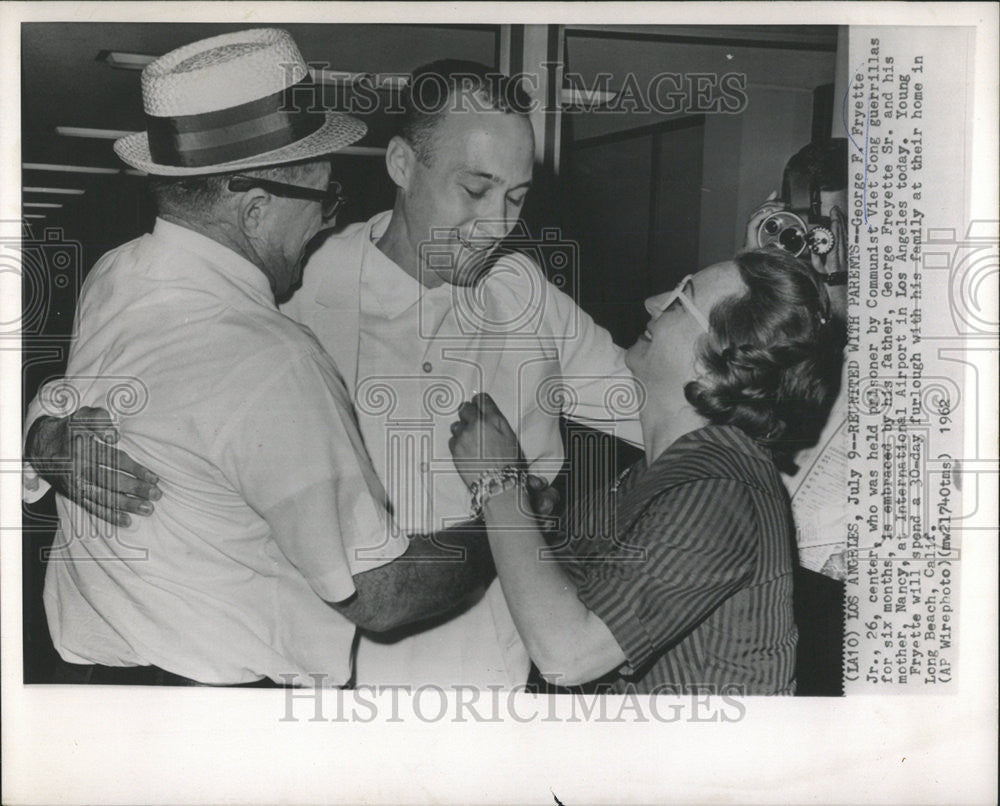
689,334,714,380
385,135,415,191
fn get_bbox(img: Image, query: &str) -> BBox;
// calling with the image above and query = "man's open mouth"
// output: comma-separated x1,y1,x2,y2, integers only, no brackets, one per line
457,234,499,254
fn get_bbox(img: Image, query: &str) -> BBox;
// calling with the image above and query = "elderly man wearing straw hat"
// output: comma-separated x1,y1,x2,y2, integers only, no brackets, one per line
23,29,498,687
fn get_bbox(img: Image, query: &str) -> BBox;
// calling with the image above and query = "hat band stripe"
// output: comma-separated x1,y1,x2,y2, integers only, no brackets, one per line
146,77,324,168
155,76,318,133
171,111,292,150
159,126,323,169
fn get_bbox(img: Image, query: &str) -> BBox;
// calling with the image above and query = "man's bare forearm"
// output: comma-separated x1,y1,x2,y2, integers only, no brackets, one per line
25,415,59,481
333,521,495,633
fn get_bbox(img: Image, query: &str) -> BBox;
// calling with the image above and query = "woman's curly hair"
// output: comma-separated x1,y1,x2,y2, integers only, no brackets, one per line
684,248,845,463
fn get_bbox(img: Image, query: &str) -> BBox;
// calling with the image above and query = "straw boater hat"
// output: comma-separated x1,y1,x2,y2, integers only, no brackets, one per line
114,28,366,176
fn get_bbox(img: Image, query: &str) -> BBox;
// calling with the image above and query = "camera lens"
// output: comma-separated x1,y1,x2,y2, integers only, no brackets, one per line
778,228,805,254
763,218,781,235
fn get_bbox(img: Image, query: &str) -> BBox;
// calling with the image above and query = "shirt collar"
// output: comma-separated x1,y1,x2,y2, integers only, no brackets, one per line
152,217,275,307
360,212,447,319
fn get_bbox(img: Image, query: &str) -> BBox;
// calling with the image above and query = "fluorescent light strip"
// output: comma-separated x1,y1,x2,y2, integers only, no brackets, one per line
311,70,409,91
98,51,156,70
339,146,386,156
24,202,63,209
97,56,408,87
56,126,137,139
56,127,386,157
23,186,86,195
561,88,620,107
23,162,119,175
24,214,47,219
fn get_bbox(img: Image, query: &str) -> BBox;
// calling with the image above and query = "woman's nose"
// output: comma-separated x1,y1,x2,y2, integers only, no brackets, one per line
644,292,670,316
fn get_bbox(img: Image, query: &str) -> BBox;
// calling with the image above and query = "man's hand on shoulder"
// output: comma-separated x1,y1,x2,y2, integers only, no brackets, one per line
26,406,162,526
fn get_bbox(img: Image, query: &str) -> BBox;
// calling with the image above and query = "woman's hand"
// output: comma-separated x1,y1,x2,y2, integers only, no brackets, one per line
448,393,525,489
744,190,784,249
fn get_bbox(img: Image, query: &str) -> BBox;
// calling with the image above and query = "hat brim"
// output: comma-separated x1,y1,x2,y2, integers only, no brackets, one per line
114,112,367,176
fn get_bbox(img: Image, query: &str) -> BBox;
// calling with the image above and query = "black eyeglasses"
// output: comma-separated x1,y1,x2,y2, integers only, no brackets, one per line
227,175,346,220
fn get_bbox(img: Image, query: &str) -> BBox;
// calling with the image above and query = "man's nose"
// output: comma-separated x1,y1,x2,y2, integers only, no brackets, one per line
468,216,510,244
644,292,670,316
472,194,516,241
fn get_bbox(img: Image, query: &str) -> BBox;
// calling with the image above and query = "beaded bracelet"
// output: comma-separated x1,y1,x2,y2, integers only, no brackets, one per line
469,465,528,519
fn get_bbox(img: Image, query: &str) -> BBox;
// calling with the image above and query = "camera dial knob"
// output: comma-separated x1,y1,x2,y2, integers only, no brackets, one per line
806,226,834,256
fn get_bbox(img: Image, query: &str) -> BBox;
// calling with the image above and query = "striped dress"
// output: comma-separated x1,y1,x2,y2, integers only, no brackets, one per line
559,424,798,695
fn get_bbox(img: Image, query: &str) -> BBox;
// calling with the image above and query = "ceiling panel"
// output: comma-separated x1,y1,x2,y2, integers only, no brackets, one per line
20,22,499,226
21,23,498,163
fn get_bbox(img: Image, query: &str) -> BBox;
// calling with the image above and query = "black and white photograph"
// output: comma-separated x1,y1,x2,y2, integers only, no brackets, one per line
2,4,996,804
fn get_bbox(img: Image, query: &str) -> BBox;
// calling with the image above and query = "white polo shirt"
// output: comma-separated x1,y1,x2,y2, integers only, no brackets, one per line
281,211,641,686
41,219,406,686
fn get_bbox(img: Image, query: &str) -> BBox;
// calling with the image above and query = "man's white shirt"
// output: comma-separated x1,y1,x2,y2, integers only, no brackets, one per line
38,219,407,685
280,211,641,687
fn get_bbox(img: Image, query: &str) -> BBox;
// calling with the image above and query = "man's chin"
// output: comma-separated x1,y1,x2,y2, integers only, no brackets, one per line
275,267,305,305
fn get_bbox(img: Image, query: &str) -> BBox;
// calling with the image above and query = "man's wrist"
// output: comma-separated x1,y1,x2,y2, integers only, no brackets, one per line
25,415,56,467
469,464,528,519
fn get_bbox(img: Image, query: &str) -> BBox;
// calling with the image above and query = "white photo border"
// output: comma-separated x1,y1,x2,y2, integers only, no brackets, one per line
2,3,997,804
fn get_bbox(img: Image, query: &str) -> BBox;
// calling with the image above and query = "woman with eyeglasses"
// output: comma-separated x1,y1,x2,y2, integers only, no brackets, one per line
448,248,844,694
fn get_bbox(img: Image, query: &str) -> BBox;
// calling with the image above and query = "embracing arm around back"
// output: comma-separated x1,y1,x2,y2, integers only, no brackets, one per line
24,407,162,525
332,521,495,633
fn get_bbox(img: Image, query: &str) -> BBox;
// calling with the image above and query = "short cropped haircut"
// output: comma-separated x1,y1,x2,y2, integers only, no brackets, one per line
399,59,533,165
148,160,323,220
684,248,844,461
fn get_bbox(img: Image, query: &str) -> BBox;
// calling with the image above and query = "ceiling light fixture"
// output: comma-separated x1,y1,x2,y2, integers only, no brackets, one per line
23,163,119,175
96,50,156,70
95,54,410,89
560,88,619,107
338,146,386,157
23,214,47,219
23,186,86,195
24,202,64,209
311,70,409,91
53,129,385,158
56,126,137,140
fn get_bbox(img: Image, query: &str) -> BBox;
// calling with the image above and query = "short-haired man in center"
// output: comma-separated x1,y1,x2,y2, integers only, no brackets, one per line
279,61,640,687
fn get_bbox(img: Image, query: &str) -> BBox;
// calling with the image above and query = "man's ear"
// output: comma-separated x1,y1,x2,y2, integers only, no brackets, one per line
236,187,270,237
385,135,416,191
